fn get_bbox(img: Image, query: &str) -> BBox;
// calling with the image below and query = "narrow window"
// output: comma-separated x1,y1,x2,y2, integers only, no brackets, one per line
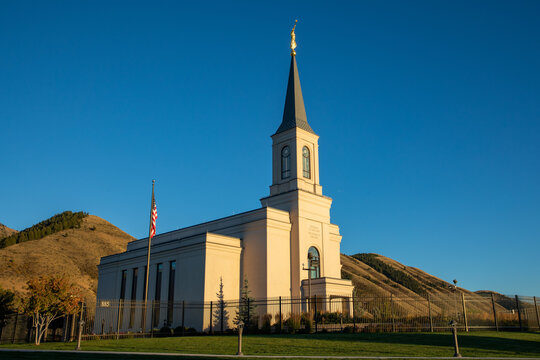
308,247,320,279
119,270,127,300
302,146,311,179
281,146,291,179
119,270,127,329
129,268,138,328
167,261,176,326
153,263,163,327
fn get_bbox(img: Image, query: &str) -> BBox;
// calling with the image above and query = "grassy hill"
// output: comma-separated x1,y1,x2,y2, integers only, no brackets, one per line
0,223,17,238
0,215,134,303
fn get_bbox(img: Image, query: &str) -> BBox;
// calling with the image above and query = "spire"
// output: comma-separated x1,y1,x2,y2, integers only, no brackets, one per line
274,24,316,135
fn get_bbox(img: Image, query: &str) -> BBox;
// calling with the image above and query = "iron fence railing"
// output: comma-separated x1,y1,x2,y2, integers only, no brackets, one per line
1,292,539,344
79,293,540,339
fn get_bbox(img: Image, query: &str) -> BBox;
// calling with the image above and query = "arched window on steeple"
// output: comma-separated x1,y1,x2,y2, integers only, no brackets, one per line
281,146,291,179
302,146,311,179
308,247,320,279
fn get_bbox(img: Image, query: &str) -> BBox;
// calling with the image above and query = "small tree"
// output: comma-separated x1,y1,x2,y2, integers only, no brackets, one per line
0,286,15,326
19,276,81,345
213,277,229,332
235,278,256,328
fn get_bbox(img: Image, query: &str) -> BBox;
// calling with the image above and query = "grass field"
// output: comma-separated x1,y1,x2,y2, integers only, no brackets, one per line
1,332,539,359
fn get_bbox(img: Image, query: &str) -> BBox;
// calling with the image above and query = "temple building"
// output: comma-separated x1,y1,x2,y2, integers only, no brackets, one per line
96,32,354,332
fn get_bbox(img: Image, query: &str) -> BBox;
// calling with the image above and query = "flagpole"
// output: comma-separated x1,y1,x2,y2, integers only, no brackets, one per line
142,179,155,332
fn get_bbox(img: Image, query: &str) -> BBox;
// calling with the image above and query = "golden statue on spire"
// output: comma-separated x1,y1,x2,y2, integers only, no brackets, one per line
290,20,298,56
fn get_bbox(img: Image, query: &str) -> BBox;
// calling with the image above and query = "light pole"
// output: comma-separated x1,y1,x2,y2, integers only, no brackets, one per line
237,321,244,356
449,320,462,357
302,253,319,314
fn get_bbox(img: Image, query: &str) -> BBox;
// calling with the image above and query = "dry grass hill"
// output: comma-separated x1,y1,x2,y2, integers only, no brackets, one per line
341,253,507,316
0,223,17,238
0,215,134,303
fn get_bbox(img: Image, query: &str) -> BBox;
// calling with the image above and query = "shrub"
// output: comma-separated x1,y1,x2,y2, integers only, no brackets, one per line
343,325,355,333
159,326,173,336
261,313,272,333
301,312,313,333
285,314,301,334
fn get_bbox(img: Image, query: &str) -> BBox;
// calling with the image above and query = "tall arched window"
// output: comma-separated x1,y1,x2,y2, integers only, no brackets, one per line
281,146,291,179
308,246,320,279
302,146,311,179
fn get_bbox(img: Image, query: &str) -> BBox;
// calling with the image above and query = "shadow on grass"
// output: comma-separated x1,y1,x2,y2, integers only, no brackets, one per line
256,331,540,355
1,352,224,360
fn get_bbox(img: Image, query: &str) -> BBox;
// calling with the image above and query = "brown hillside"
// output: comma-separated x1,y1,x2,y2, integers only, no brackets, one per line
0,215,134,303
0,223,17,238
341,253,508,316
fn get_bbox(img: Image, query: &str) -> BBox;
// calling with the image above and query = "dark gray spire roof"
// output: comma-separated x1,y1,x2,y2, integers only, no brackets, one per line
274,56,316,135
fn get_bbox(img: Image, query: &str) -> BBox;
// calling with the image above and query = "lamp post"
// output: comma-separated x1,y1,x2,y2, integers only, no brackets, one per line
302,253,319,313
237,321,244,356
449,320,462,357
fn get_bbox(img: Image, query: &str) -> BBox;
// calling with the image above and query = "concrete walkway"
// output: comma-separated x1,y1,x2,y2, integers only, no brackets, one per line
1,349,539,360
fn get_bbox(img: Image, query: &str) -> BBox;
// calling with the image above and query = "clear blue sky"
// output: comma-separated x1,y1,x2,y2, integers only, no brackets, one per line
1,1,539,295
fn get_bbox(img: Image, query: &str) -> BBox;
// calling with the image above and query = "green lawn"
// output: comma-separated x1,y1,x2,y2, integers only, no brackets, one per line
1,332,539,359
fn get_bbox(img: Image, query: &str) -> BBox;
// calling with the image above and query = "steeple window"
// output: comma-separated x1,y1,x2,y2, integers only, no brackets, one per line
308,247,320,279
281,146,291,179
302,146,311,179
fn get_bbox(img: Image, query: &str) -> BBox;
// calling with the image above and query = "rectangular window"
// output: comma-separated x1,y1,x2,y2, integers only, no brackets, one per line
153,263,163,327
167,261,176,326
119,270,127,329
129,268,138,328
120,270,127,300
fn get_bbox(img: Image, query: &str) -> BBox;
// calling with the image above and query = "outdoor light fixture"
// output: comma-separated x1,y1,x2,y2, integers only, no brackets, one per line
449,320,461,358
237,320,244,356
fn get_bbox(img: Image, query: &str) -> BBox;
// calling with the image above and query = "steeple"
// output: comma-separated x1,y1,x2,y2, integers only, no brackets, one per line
265,22,323,198
274,24,316,136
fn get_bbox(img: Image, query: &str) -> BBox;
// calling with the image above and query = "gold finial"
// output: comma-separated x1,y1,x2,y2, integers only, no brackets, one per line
290,20,298,56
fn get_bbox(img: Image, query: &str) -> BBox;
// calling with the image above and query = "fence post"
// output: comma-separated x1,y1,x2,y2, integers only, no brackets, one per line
10,313,18,344
221,300,224,333
314,294,318,333
515,295,523,331
352,295,356,333
116,299,122,340
210,301,213,334
390,294,396,332
534,296,540,330
491,293,499,331
279,296,282,334
181,301,185,336
461,293,468,332
246,298,250,333
150,300,155,338
76,302,84,351
427,294,434,332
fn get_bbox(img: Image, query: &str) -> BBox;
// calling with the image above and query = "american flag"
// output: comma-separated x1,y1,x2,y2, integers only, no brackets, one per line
149,194,157,239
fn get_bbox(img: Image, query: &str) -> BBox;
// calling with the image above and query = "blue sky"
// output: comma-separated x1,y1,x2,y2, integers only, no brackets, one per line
1,1,539,295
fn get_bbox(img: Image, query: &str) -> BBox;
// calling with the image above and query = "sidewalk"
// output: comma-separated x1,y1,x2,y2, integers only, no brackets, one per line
1,349,539,360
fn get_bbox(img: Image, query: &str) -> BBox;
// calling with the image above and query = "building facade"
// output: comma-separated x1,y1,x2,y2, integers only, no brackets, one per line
96,49,354,332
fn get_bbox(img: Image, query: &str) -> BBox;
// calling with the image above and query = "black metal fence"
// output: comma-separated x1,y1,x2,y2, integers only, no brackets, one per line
80,293,540,339
2,292,539,344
